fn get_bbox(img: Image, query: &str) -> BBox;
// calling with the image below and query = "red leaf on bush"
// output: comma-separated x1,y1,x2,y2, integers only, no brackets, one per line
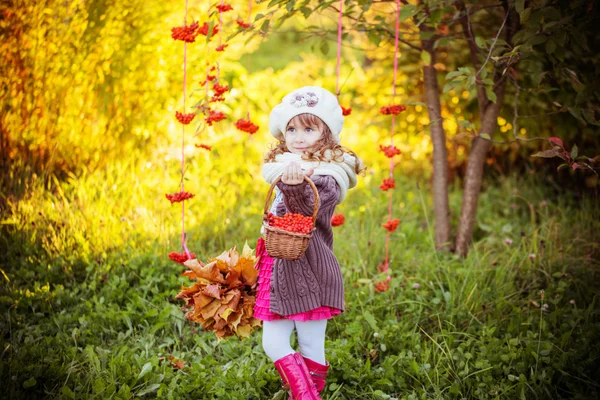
548,137,564,147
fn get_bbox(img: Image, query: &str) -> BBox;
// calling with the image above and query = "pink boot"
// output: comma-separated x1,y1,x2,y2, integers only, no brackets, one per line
302,356,329,393
273,353,322,400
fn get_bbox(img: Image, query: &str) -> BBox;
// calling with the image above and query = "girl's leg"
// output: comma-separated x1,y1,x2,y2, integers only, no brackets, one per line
265,320,322,398
295,319,327,364
261,319,296,362
295,319,329,394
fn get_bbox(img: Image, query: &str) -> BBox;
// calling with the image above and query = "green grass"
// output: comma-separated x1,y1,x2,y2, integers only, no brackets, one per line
1,166,599,399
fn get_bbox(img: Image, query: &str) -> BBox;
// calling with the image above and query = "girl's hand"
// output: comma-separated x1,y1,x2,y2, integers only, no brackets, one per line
281,161,314,185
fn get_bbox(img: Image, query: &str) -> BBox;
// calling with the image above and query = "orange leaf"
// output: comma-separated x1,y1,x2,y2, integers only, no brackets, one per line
224,289,242,312
200,298,222,320
184,260,226,283
213,318,228,331
193,292,214,309
225,269,243,288
228,311,243,329
236,257,258,285
181,270,196,280
176,282,203,299
202,283,221,299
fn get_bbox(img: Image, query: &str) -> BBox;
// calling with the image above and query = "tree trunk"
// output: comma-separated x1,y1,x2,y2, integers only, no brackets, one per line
454,81,507,256
421,31,451,251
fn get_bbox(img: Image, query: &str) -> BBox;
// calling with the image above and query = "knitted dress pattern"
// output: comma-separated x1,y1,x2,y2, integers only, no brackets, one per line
253,189,341,322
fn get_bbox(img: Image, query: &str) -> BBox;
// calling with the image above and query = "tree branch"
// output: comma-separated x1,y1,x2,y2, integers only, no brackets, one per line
476,10,509,77
456,0,487,112
327,5,423,51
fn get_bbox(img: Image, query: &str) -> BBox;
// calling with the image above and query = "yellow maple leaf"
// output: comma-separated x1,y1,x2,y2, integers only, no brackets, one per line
228,311,243,329
236,257,258,286
241,240,256,261
235,324,253,339
221,307,235,321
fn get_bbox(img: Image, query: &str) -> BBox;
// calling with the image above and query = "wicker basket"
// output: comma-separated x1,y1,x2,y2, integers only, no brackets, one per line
262,176,320,260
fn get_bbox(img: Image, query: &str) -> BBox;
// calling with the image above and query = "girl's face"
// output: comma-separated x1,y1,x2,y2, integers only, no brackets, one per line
284,115,324,155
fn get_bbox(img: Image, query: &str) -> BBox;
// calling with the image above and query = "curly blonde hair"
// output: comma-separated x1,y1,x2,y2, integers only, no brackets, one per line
264,113,367,175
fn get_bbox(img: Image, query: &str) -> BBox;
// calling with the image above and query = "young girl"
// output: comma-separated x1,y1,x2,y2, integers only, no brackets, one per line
254,86,365,399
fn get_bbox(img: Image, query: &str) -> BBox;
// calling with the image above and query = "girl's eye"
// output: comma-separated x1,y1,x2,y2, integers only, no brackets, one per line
287,128,295,133
305,128,313,132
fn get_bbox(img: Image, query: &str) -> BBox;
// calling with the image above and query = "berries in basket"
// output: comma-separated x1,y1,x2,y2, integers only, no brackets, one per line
176,241,262,339
266,212,314,235
262,176,320,260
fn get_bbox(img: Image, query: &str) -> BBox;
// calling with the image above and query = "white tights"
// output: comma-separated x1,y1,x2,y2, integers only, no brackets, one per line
262,319,327,364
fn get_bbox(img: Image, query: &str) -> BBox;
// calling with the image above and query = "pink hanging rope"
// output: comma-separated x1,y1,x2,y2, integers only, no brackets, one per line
335,0,343,97
246,0,253,119
180,0,191,258
384,0,401,269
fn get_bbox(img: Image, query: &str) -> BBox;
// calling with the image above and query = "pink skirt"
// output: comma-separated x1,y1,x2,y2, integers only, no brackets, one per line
253,237,342,322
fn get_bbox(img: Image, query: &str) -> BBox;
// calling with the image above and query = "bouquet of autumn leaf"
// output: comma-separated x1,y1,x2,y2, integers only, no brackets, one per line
176,241,262,339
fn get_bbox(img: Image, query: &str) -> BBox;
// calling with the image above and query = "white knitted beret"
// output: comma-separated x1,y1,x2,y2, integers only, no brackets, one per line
269,86,344,144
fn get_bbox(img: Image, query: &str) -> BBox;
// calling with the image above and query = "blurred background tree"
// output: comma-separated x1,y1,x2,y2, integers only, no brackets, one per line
1,0,598,253
255,0,600,256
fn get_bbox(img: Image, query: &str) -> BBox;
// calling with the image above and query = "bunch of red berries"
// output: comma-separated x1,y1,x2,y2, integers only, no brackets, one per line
216,4,233,12
200,74,216,86
331,213,345,227
382,219,400,232
267,212,314,234
205,110,226,126
171,21,200,42
176,111,196,125
168,251,196,264
236,20,251,28
210,96,225,103
341,106,352,116
375,276,392,293
198,22,219,37
235,118,259,134
380,178,395,191
380,104,407,115
213,83,229,96
379,144,402,158
165,191,195,203
195,143,212,151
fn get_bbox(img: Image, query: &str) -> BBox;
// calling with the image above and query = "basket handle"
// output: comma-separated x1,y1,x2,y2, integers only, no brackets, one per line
263,175,320,226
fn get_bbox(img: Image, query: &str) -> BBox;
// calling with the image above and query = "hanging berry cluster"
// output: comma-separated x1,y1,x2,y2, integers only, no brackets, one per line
171,2,259,137
379,178,395,191
169,251,197,264
380,104,407,115
379,144,402,158
171,21,201,43
235,118,259,134
374,0,405,286
176,111,196,125
331,213,345,227
267,212,314,235
166,191,195,203
382,219,400,232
